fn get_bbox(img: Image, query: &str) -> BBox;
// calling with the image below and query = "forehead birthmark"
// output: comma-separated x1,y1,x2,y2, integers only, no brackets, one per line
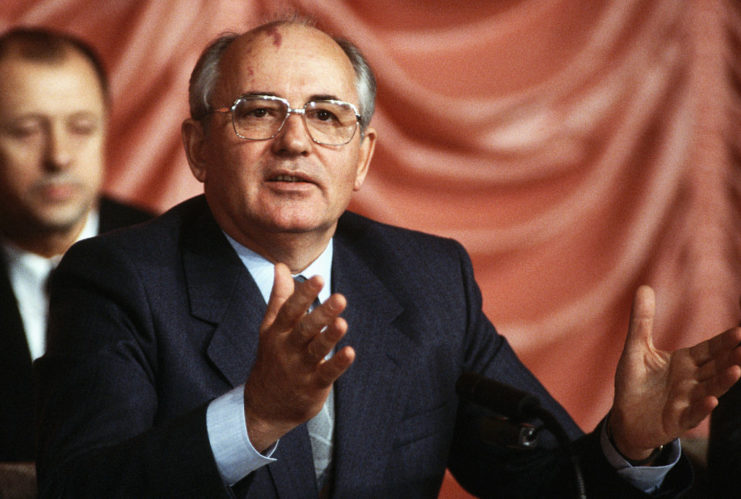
265,25,282,48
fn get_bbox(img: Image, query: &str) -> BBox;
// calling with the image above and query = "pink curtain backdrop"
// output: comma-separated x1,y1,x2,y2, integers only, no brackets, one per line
3,1,739,497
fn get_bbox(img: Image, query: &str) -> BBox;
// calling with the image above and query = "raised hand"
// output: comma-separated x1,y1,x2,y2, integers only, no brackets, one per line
243,263,355,452
609,285,741,462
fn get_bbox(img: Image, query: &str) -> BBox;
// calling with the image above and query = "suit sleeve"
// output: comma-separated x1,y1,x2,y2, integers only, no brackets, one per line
444,240,692,498
708,380,741,497
34,239,231,498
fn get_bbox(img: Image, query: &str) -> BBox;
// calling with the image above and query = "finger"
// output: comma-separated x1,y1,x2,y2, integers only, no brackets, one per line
689,326,741,366
288,293,346,350
696,339,741,381
624,285,656,351
315,345,355,386
680,395,719,430
697,364,741,399
306,316,348,364
262,263,295,332
306,293,347,333
273,274,324,333
713,364,741,397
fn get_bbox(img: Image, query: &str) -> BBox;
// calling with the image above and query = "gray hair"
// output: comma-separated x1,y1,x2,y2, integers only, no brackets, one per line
188,22,376,133
187,33,239,123
334,37,376,133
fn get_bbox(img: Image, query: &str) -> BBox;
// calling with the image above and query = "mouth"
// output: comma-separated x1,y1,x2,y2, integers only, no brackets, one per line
267,169,317,186
271,174,307,183
37,181,81,202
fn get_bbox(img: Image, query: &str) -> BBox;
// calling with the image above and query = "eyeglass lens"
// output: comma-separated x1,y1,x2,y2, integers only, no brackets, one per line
232,97,358,145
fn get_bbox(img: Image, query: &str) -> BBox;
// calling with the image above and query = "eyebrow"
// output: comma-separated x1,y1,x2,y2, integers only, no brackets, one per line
5,110,101,122
237,92,344,103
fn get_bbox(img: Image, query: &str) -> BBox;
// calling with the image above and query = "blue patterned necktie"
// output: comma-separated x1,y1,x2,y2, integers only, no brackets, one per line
295,275,334,493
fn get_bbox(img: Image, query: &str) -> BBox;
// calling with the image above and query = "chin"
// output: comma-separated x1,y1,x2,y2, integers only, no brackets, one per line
35,204,90,232
264,208,318,228
270,216,332,235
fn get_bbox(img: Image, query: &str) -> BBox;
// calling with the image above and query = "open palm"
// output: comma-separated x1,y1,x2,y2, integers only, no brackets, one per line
609,286,741,460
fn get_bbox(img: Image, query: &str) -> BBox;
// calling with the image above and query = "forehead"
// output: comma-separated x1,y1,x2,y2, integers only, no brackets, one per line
0,49,106,117
215,24,357,105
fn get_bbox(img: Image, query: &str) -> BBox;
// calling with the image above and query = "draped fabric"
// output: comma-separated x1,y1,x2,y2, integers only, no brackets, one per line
2,1,739,497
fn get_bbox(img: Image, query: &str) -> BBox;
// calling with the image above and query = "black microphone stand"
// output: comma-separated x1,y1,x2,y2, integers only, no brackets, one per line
530,406,587,499
456,373,587,499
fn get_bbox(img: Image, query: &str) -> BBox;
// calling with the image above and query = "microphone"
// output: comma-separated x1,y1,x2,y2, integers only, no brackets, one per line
456,372,587,498
456,372,541,420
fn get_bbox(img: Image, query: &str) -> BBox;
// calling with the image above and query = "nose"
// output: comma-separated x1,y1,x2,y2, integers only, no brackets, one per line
44,125,73,170
271,110,312,156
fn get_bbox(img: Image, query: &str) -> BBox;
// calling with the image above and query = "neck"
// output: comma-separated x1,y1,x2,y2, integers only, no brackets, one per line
0,221,86,258
231,228,333,274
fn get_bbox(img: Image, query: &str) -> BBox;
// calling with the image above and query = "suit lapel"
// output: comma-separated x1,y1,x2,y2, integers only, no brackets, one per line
181,204,316,496
181,208,265,388
0,256,32,368
265,425,317,499
0,253,35,459
330,236,414,493
97,196,152,233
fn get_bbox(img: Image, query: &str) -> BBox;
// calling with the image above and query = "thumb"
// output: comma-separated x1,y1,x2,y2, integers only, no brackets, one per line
263,263,294,329
625,285,656,353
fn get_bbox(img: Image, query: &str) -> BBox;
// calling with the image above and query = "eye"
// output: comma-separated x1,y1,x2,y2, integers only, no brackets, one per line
4,119,43,139
306,107,340,125
305,102,357,128
315,109,338,122
69,119,98,135
240,107,269,119
66,112,101,136
233,99,286,125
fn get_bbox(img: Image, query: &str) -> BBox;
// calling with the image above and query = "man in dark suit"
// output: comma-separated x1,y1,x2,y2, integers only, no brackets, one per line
35,19,741,498
0,27,152,495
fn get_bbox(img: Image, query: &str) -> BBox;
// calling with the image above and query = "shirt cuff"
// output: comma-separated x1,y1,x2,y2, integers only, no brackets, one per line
206,384,277,485
599,421,681,493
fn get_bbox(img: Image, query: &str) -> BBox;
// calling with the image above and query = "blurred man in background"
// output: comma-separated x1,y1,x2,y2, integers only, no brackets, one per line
0,27,152,497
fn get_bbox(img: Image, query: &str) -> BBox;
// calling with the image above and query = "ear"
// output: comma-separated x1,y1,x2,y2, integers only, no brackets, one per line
353,127,377,191
182,118,209,183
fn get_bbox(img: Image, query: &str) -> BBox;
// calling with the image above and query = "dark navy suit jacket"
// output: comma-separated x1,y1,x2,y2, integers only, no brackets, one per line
708,380,741,497
35,195,691,498
0,197,152,462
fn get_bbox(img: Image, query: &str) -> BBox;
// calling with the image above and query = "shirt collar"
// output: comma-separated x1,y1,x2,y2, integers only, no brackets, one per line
79,208,99,240
223,232,333,306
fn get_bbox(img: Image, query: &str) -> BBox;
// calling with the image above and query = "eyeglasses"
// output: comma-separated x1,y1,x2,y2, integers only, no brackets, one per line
211,94,361,146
